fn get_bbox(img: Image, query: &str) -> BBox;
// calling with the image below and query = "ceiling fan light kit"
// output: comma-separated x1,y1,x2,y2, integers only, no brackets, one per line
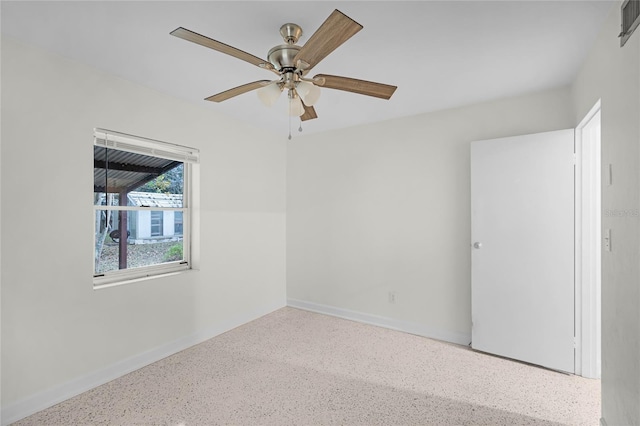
296,80,321,106
287,90,306,117
171,9,397,136
257,82,283,107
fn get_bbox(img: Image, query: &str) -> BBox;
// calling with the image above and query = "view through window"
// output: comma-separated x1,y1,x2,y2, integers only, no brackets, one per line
93,129,198,285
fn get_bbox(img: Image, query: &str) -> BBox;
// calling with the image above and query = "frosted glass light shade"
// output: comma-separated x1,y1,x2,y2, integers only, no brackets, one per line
296,81,321,106
288,95,305,116
257,82,282,107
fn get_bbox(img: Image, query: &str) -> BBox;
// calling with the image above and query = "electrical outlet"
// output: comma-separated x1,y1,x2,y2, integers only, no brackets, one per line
388,291,397,304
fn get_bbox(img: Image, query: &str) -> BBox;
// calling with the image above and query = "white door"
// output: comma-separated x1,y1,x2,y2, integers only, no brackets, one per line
471,129,575,373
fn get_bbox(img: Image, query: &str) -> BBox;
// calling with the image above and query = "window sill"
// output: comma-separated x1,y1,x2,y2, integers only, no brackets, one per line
93,265,195,290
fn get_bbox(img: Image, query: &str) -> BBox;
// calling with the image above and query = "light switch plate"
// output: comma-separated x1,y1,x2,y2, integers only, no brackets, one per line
604,229,611,252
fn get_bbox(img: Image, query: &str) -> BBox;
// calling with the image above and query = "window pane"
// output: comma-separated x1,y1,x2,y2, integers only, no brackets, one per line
93,190,121,207
174,211,183,235
94,209,184,275
94,147,184,207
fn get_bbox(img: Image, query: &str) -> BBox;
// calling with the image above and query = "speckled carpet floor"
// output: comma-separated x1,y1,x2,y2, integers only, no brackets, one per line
14,307,600,426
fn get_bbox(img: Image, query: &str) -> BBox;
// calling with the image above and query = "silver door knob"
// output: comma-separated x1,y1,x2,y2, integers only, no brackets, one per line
473,242,482,249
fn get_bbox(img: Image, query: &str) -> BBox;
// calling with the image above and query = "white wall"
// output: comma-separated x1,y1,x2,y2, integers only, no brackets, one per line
571,3,640,425
1,38,286,422
287,87,574,344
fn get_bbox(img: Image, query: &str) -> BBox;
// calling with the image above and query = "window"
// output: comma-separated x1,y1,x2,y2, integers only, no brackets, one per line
93,128,199,287
620,0,640,47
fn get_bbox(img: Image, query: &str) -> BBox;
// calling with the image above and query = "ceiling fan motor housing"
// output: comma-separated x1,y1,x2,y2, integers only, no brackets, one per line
267,44,301,71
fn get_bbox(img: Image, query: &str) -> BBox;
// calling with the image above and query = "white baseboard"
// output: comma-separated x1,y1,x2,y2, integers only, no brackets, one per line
287,298,471,346
1,299,285,426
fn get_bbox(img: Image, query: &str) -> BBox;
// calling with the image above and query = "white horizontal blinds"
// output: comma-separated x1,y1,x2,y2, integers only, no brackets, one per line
94,128,199,164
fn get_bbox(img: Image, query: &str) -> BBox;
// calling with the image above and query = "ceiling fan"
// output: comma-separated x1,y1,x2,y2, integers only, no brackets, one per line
170,9,397,124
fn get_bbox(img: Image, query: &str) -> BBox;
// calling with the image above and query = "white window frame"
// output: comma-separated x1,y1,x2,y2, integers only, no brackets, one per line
93,128,199,288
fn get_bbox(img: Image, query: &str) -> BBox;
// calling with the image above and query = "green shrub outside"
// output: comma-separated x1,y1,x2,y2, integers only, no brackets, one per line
164,244,183,262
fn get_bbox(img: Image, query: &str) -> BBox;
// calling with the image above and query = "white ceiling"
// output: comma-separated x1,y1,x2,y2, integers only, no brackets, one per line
1,1,612,135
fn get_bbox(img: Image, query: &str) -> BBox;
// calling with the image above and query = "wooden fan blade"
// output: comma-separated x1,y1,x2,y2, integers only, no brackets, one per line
171,27,268,68
293,10,362,73
301,103,318,121
205,80,271,102
315,74,397,100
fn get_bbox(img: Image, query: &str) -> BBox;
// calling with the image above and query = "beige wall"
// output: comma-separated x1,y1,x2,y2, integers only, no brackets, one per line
571,3,640,425
1,37,286,417
287,87,574,343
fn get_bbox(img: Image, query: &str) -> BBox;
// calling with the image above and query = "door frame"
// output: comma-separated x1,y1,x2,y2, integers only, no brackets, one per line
574,100,602,379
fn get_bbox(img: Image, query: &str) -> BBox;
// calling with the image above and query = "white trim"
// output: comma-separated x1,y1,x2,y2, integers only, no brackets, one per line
183,162,193,272
0,299,285,426
287,298,471,346
93,264,191,288
574,100,602,379
575,118,583,376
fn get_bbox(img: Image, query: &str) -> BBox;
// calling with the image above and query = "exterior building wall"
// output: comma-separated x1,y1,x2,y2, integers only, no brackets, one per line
137,210,151,239
163,211,175,237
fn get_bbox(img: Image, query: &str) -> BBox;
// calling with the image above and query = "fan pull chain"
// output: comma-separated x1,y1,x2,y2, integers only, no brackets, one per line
288,115,292,140
299,119,303,133
288,98,292,140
